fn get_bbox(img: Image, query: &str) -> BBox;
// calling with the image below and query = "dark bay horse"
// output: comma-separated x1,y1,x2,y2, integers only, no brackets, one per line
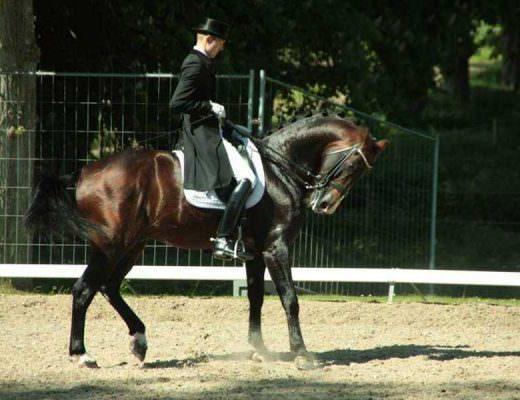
25,114,388,369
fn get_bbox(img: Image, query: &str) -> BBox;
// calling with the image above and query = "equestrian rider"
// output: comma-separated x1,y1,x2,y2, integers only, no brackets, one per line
170,17,256,261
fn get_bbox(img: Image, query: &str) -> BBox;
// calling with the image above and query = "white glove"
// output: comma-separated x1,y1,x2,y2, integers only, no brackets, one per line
209,101,226,119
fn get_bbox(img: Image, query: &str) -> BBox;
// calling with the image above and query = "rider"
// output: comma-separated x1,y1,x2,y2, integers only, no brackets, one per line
170,17,255,261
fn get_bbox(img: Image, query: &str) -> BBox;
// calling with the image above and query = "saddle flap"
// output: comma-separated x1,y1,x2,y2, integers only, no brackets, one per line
173,138,265,210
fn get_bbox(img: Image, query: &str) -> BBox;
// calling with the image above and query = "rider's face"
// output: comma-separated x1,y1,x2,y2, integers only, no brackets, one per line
205,36,225,58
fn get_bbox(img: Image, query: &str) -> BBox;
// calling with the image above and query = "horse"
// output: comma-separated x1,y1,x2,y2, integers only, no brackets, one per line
24,114,388,370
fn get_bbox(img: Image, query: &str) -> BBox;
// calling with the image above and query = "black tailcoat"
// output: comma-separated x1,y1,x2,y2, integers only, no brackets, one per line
169,49,233,191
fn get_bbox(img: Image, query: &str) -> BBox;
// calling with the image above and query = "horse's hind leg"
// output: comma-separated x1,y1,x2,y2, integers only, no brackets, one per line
246,258,268,360
69,248,109,367
102,285,147,365
100,246,147,365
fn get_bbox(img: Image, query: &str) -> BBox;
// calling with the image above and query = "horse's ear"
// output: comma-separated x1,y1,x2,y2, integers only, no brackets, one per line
374,139,389,155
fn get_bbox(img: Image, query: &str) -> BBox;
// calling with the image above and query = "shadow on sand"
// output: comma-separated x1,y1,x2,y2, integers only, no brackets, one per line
2,377,519,400
144,343,520,369
2,345,519,399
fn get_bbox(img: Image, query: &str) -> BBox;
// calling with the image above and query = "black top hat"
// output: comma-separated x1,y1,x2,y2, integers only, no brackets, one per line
193,17,230,40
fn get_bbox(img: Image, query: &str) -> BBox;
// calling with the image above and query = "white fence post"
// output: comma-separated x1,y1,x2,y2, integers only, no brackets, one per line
387,283,395,304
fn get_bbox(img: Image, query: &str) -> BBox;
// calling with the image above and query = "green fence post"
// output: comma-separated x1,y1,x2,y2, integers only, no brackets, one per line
429,133,440,294
258,70,266,136
247,69,254,131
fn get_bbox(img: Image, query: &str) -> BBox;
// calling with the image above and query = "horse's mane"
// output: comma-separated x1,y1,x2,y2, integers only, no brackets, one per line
267,112,358,135
256,113,364,154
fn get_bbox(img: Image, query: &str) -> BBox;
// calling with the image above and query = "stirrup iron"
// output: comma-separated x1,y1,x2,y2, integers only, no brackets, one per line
233,224,254,261
211,218,253,261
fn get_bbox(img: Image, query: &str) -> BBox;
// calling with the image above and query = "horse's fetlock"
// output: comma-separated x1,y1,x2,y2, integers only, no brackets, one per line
69,336,86,352
130,332,148,362
74,353,99,368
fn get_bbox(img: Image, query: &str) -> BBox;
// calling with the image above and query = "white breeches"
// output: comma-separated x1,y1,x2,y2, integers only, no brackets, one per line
222,138,257,186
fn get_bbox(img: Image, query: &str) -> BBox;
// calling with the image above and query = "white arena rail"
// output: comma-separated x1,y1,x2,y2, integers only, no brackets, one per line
1,264,519,302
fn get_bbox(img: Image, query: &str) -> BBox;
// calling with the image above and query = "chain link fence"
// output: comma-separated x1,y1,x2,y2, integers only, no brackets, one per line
259,72,438,294
0,71,254,269
434,120,520,298
1,70,437,295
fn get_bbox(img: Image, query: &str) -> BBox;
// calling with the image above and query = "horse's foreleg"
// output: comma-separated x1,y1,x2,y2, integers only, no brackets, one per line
100,247,147,365
69,249,108,368
246,258,267,359
263,241,317,370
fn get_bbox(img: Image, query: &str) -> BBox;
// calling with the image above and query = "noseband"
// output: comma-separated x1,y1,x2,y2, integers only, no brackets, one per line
306,144,372,212
259,139,372,198
306,144,372,192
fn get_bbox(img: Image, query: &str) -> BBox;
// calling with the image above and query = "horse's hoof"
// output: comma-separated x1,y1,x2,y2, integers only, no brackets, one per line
294,353,319,370
74,353,99,368
251,351,267,363
130,332,148,362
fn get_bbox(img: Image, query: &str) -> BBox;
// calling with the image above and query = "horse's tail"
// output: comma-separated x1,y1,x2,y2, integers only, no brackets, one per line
24,172,94,241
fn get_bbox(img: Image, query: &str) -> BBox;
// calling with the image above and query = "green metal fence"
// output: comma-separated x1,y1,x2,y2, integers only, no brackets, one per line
0,70,437,295
0,71,254,268
258,71,438,294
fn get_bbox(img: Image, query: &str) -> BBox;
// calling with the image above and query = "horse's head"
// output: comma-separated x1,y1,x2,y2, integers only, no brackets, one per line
308,125,388,215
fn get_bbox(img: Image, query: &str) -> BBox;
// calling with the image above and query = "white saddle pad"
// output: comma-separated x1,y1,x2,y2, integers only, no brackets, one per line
173,138,265,210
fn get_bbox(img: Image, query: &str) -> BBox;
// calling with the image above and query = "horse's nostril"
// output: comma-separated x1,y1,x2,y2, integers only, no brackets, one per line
320,202,329,210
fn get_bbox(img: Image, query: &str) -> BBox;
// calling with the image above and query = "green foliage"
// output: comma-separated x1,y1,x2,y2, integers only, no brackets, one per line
433,86,520,279
89,127,121,159
34,1,519,125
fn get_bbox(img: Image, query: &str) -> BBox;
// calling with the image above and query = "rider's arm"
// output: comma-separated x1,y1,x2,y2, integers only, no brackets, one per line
169,57,212,115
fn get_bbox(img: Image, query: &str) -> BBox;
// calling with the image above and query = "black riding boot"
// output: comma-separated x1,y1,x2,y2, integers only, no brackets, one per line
213,179,254,261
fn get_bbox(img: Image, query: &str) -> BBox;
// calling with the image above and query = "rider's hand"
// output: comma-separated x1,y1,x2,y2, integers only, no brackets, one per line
209,101,226,119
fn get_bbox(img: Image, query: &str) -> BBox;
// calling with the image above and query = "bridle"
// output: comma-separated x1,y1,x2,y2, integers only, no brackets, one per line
306,144,372,211
261,141,372,194
308,144,372,190
225,120,373,202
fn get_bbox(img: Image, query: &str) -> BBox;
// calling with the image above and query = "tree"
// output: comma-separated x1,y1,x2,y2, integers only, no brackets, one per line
498,3,520,91
35,1,519,125
0,1,39,284
364,2,442,116
436,0,479,105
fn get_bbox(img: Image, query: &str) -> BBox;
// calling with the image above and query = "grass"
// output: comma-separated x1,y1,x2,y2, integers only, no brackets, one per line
0,279,26,294
1,281,518,307
296,294,520,307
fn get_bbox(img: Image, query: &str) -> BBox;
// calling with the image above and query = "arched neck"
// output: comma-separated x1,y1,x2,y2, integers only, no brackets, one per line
264,128,341,174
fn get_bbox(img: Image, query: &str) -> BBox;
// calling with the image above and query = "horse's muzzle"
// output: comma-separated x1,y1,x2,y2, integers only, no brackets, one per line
311,190,346,215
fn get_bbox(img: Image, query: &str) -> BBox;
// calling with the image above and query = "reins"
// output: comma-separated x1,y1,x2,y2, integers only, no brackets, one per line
224,120,373,191
133,117,373,193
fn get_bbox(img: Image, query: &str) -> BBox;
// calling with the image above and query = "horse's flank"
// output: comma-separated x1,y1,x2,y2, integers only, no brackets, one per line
76,148,221,253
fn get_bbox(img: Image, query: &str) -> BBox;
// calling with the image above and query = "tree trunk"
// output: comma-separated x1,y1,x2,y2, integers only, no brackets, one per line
443,45,472,105
440,1,474,106
452,52,471,104
0,1,40,288
501,22,520,92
